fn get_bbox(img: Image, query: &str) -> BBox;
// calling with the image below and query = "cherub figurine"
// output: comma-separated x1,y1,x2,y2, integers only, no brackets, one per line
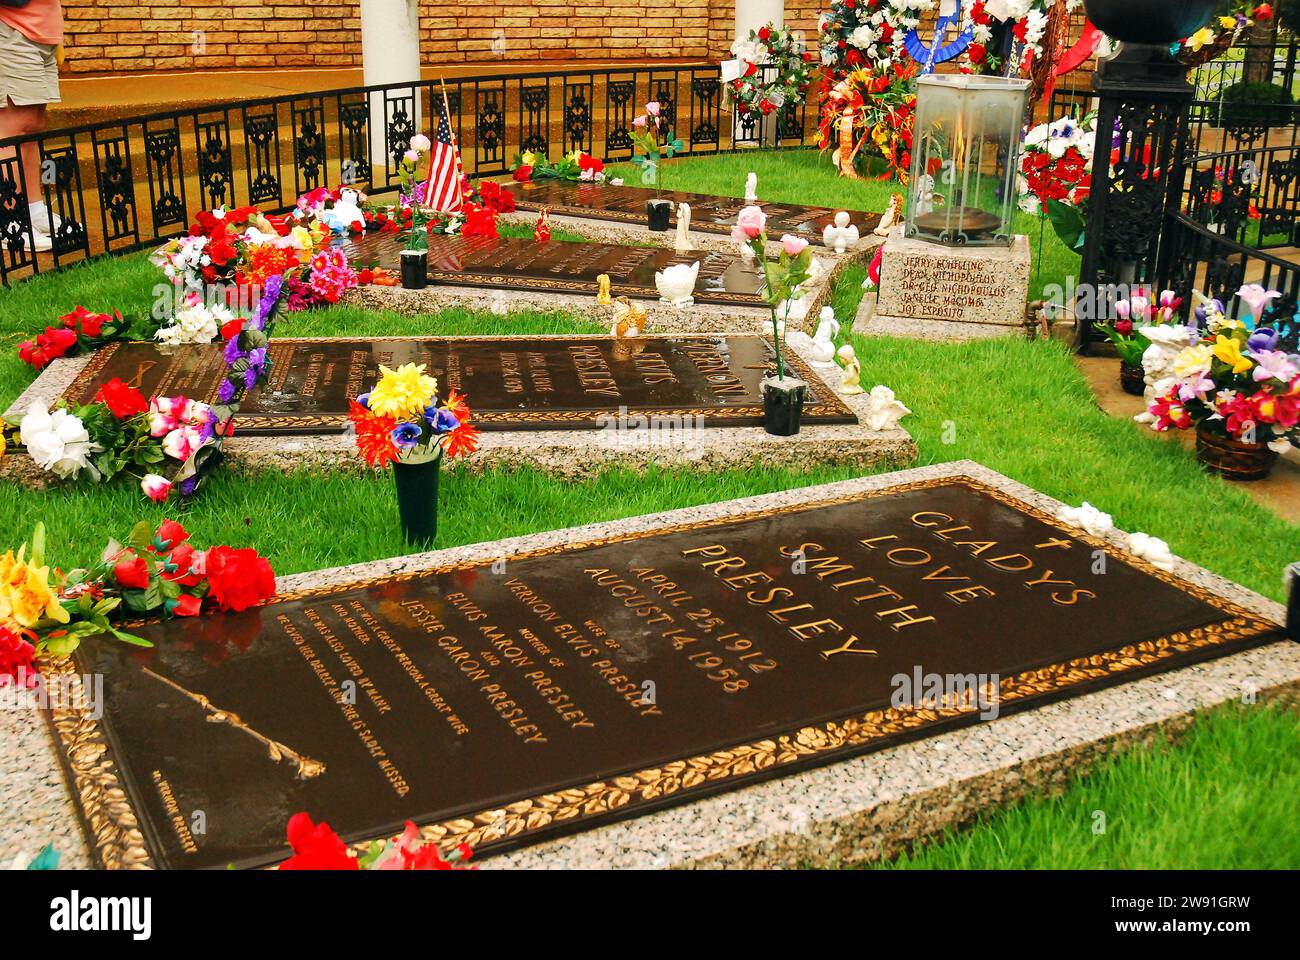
533,207,551,242
596,273,612,305
874,193,904,237
836,343,864,396
809,307,840,366
610,297,647,338
822,211,860,254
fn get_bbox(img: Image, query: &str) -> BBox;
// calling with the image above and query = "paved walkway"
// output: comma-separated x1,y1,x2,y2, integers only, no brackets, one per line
50,60,709,129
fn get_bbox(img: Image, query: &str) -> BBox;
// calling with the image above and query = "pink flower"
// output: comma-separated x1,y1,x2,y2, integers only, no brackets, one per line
1236,283,1280,325
409,133,431,153
780,234,808,256
140,473,173,503
645,101,660,117
733,204,767,240
148,396,186,437
632,115,647,129
163,426,204,461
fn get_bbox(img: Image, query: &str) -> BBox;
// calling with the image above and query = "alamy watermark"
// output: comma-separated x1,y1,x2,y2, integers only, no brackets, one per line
890,666,1001,720
1,668,104,721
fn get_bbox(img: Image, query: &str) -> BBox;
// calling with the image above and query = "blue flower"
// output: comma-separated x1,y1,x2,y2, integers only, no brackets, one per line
356,392,371,409
424,405,460,433
391,421,423,448
1247,327,1279,352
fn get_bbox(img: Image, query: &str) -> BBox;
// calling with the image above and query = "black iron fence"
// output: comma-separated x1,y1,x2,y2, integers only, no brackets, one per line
0,65,818,284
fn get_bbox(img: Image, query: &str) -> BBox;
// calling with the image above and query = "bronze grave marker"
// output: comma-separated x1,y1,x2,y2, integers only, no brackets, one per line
49,477,1281,869
61,335,856,433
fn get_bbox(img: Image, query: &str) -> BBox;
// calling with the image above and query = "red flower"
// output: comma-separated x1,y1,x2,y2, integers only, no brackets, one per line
20,326,78,370
60,305,110,337
1255,4,1272,20
162,542,205,588
220,317,245,341
444,422,480,459
758,26,771,42
279,813,358,870
0,626,37,688
156,520,190,550
846,48,862,67
170,593,203,617
94,378,149,420
357,267,374,285
578,153,603,174
968,43,987,64
204,545,276,613
114,551,151,590
461,202,499,238
513,164,533,183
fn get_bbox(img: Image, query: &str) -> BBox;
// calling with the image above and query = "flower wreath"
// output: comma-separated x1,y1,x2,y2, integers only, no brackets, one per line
817,0,909,81
727,23,818,116
958,0,1083,75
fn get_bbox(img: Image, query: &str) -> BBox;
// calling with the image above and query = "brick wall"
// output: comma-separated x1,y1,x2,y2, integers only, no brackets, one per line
60,0,724,75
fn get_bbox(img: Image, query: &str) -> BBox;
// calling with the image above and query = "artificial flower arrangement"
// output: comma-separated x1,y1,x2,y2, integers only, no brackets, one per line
395,135,514,243
817,59,918,183
629,101,683,191
350,363,480,545
958,0,1083,76
17,305,136,372
4,278,283,500
0,519,276,680
1099,289,1182,393
511,149,605,184
724,23,816,118
1175,3,1271,68
816,0,907,80
350,363,480,468
1017,113,1097,251
278,813,473,870
1146,284,1298,476
731,204,817,434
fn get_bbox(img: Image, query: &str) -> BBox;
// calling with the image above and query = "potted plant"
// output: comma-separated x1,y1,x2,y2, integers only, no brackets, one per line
731,205,815,435
349,363,480,546
629,101,683,231
397,134,433,288
1102,290,1182,395
1145,284,1298,481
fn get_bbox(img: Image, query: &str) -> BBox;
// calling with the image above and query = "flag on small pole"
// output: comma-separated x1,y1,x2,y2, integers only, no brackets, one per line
424,81,465,212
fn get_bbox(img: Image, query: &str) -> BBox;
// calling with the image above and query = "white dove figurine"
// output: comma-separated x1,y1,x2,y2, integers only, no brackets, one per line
821,211,860,254
654,261,700,306
674,202,695,253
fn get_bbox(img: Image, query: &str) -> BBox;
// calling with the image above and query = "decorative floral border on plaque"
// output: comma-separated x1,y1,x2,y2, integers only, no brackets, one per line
43,476,1283,868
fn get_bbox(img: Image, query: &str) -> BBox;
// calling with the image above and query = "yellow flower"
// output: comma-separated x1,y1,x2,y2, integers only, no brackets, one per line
0,546,68,631
1187,28,1216,52
1212,335,1253,375
521,151,537,167
368,363,437,419
1172,345,1213,380
0,419,6,458
1219,16,1236,29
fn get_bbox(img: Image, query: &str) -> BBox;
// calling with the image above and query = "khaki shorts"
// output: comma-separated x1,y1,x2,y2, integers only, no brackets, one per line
0,20,60,107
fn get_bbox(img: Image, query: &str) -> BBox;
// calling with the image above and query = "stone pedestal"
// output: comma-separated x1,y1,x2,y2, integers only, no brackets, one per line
865,233,1031,340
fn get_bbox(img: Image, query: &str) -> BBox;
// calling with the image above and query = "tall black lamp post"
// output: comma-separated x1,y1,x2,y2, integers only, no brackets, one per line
1076,0,1214,349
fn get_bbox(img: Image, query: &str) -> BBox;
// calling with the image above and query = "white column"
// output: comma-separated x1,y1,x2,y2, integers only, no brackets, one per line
361,0,423,173
734,0,784,42
732,1,786,148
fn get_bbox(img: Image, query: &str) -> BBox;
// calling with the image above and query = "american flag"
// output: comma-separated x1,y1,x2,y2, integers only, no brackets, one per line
424,95,465,212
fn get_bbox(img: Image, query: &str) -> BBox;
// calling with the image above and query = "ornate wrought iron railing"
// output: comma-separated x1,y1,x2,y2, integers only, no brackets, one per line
0,65,816,285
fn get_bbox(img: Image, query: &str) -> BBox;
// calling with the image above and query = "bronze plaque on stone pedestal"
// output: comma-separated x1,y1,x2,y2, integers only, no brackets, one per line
49,477,1281,869
62,335,856,433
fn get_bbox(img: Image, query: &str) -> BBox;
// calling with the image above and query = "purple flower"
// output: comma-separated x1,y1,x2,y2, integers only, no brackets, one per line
224,336,245,365
424,405,460,433
391,421,423,448
356,392,371,410
1247,327,1279,352
218,379,238,404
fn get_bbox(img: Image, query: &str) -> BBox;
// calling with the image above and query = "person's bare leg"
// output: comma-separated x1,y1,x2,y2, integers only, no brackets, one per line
0,100,47,201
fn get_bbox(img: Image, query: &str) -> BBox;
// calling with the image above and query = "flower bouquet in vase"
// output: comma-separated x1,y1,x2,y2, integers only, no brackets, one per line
1101,290,1182,395
630,101,683,231
397,134,434,288
1145,285,1298,481
731,205,815,435
349,364,480,546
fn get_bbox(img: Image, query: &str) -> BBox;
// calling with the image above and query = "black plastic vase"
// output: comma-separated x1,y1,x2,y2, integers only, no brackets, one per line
392,453,442,548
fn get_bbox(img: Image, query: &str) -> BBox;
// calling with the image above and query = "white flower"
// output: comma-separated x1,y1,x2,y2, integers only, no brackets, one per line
409,133,431,152
1057,502,1115,538
19,401,96,479
984,0,1032,20
1127,532,1174,572
848,24,878,49
155,301,231,347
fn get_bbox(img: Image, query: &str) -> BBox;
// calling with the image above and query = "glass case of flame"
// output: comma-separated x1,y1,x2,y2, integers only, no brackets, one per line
905,74,1031,247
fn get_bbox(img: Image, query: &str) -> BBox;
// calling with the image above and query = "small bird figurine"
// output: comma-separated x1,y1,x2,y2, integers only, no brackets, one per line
533,207,551,242
821,211,860,254
596,273,612,305
654,261,699,307
836,343,864,396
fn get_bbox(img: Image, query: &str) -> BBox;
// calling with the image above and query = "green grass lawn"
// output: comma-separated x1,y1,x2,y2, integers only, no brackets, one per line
1,148,1296,869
